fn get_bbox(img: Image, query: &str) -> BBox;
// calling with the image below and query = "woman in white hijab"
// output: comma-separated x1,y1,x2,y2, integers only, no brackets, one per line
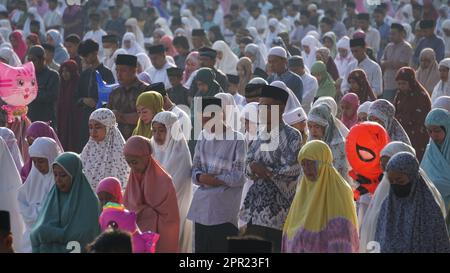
442,19,450,58
0,47,22,66
125,18,145,49
212,40,239,75
265,18,281,49
121,32,145,56
247,27,268,58
0,127,23,172
431,58,450,103
432,96,450,112
80,108,130,191
270,81,302,114
155,17,174,38
359,141,446,253
17,137,61,253
181,9,201,30
313,96,350,138
301,35,322,70
150,111,193,253
335,36,357,84
244,43,267,72
0,137,24,251
23,7,46,38
0,27,11,48
215,93,241,131
136,52,153,84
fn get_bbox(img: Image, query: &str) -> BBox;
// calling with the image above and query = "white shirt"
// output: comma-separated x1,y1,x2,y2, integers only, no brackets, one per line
43,9,62,29
233,93,247,109
300,72,318,113
83,28,107,59
365,27,381,55
357,57,383,97
247,15,268,39
171,105,191,140
145,61,176,89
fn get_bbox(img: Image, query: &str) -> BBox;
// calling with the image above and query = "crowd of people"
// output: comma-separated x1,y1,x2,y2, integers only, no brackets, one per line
1,0,450,254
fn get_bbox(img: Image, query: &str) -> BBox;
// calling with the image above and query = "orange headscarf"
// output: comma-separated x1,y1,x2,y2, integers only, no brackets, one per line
123,135,180,253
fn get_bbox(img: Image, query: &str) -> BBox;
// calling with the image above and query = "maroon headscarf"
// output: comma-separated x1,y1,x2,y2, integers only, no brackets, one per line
347,69,377,103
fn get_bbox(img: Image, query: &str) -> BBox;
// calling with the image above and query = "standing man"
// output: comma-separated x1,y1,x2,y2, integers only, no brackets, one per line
27,45,60,127
145,44,176,90
267,47,304,103
76,39,114,150
173,36,190,70
101,34,119,71
64,34,82,73
356,13,381,56
350,38,383,98
240,85,302,253
247,5,268,39
83,13,107,60
381,23,413,103
288,56,318,113
107,54,148,140
42,43,60,72
413,20,446,67
191,29,210,51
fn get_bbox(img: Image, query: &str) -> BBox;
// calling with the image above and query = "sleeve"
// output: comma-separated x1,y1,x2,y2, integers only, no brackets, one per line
191,140,203,186
436,39,446,63
295,76,304,103
270,131,302,183
17,187,39,224
215,139,247,188
372,64,383,97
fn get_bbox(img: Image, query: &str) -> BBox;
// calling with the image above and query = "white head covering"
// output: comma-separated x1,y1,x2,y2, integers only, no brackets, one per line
432,96,450,112
0,27,11,48
241,102,259,124
357,101,373,115
247,26,268,57
432,58,450,103
306,30,321,41
313,96,350,137
442,19,450,55
270,80,301,113
0,19,12,32
215,92,241,131
155,17,174,37
212,40,239,75
80,108,130,191
17,137,61,253
249,77,268,85
283,107,307,125
150,111,193,253
0,137,24,251
301,35,321,70
245,43,267,71
23,7,46,37
125,18,145,49
136,52,153,72
0,127,23,172
268,46,288,59
336,36,350,50
0,47,22,66
121,32,145,55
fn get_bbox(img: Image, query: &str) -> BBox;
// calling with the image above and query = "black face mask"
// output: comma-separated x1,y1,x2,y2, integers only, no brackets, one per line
391,183,413,198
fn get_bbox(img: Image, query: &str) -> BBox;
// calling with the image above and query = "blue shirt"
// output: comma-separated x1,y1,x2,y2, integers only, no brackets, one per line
268,70,304,103
413,36,446,66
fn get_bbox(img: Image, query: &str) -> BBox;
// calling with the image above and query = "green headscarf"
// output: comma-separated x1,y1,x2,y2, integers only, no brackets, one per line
311,61,336,99
30,152,100,253
133,91,164,138
323,32,337,59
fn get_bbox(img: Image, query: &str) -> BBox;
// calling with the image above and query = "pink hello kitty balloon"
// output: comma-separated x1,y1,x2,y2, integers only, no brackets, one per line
0,62,38,123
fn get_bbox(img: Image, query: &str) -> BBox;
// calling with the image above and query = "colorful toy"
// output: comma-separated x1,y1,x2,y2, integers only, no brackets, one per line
95,71,119,108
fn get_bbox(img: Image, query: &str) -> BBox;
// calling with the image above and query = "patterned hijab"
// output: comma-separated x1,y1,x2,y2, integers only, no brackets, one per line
375,152,450,253
80,108,130,191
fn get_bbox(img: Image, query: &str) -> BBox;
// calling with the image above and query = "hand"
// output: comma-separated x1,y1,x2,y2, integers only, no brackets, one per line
198,174,223,187
83,98,97,108
250,162,271,180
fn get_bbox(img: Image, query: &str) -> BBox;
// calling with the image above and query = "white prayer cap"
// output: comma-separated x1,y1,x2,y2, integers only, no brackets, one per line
268,46,287,59
269,18,279,27
283,107,307,125
439,58,450,69
307,3,317,11
357,101,372,115
249,77,268,85
432,96,450,112
240,102,259,124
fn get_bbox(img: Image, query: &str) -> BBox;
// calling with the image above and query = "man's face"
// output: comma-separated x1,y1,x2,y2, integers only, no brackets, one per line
300,15,309,25
350,46,366,61
268,55,286,74
357,19,369,31
199,56,215,68
30,24,40,34
82,52,98,66
192,36,204,49
116,65,137,86
251,10,260,19
289,66,304,76
64,41,78,57
423,28,434,37
320,23,331,34
374,13,384,25
49,1,57,10
346,6,355,15
149,53,166,69
389,29,401,43
27,55,44,70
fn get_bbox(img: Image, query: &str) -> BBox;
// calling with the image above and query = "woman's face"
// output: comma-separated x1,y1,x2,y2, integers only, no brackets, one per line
197,81,209,93
61,67,71,81
244,52,255,62
323,37,333,50
186,58,198,72
125,155,149,173
53,164,72,193
420,56,431,69
312,72,322,82
292,121,307,133
396,79,410,93
439,66,449,81
89,120,107,142
46,35,55,46
303,45,310,54
427,125,446,145
380,156,390,171
10,35,18,47
137,62,143,74
349,78,360,92
97,191,117,208
338,48,348,58
358,112,368,122
124,40,131,49
216,51,223,61
152,121,167,146
341,100,355,118
301,159,319,181
137,105,154,125
307,121,325,140
368,115,385,127
32,157,49,175
126,25,133,32
315,52,325,62
387,170,410,186
153,34,162,45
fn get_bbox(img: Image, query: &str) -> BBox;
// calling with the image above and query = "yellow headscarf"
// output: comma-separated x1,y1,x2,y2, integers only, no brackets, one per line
283,140,358,239
132,91,164,138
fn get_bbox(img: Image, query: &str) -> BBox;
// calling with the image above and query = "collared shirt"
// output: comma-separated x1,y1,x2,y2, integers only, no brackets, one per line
382,41,413,90
187,129,247,227
43,9,62,29
107,78,148,139
267,70,304,103
357,57,383,97
240,124,302,230
145,61,176,89
413,36,446,66
300,72,318,113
